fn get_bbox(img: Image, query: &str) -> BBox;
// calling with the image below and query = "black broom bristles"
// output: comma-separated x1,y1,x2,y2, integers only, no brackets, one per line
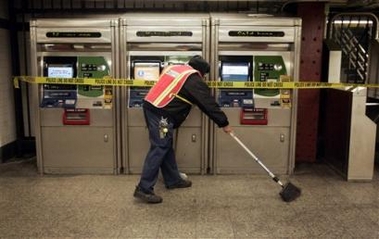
279,182,301,202
229,132,302,203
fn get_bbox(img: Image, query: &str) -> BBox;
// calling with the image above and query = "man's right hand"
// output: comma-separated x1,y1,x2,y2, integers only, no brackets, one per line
222,125,233,134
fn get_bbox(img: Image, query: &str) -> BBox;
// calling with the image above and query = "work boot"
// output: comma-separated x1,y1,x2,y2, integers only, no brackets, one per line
133,186,163,204
166,179,192,189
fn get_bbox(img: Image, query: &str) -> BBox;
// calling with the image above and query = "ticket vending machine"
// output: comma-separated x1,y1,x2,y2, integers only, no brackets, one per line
30,19,119,174
120,14,210,174
210,14,301,174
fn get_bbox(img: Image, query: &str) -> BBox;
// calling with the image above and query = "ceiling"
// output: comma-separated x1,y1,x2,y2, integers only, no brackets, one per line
10,0,379,15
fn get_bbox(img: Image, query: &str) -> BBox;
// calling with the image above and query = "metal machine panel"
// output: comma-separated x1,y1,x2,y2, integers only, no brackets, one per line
120,14,210,175
223,108,291,127
31,19,115,28
217,26,297,43
127,106,203,128
121,14,209,26
127,108,146,127
30,19,119,175
213,14,300,43
122,14,207,43
40,108,113,127
126,127,149,174
35,28,112,44
180,108,202,127
174,127,203,173
214,14,301,27
125,26,204,43
31,19,114,43
348,88,376,181
127,127,203,174
215,127,290,174
322,88,376,181
41,127,114,174
210,14,301,175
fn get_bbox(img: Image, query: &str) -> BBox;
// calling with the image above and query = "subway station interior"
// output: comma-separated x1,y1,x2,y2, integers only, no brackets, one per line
0,0,379,238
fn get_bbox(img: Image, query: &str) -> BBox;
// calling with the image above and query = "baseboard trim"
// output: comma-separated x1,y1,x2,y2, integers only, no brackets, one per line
0,141,17,163
0,138,36,163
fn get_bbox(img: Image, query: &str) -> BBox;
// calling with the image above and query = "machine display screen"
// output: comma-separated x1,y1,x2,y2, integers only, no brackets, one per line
221,62,250,81
48,66,74,78
133,62,161,81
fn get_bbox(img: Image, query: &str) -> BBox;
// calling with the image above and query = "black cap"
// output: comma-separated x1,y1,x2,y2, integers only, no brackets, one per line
188,55,210,76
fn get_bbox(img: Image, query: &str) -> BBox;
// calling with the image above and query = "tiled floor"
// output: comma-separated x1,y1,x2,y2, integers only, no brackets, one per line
0,158,378,239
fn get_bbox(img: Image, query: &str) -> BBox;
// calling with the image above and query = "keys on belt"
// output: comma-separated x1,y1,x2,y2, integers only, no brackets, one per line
159,117,169,139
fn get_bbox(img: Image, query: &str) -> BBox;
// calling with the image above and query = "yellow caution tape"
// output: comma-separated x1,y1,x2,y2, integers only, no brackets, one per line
12,76,379,89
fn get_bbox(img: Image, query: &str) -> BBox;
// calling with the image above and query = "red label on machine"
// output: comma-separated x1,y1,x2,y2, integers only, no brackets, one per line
240,108,268,125
63,108,90,125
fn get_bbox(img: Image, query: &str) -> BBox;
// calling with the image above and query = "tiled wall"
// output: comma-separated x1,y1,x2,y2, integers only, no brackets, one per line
0,0,8,18
0,0,17,148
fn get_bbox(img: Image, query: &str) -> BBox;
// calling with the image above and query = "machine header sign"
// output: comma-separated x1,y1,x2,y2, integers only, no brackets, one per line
229,31,285,37
136,31,193,37
46,32,102,38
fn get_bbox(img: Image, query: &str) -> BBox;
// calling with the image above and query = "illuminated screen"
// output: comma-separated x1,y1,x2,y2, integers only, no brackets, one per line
134,62,160,81
48,66,74,78
221,62,249,82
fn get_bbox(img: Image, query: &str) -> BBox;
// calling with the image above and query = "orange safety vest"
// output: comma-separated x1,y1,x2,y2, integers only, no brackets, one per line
145,65,199,108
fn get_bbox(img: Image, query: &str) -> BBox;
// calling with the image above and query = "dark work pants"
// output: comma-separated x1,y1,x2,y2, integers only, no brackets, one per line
137,107,182,193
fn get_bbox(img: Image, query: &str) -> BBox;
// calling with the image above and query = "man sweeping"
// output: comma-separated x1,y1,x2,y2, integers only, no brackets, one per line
134,55,233,204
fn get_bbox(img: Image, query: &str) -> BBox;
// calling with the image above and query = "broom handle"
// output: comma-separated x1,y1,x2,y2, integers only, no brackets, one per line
229,132,284,187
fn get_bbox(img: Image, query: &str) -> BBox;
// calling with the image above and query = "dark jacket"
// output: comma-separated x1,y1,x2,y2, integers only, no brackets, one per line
143,73,229,129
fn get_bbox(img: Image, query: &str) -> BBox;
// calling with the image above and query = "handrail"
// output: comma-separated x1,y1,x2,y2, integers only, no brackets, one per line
329,12,378,39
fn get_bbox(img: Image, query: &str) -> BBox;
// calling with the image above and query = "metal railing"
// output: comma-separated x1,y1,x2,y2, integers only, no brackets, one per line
328,13,378,84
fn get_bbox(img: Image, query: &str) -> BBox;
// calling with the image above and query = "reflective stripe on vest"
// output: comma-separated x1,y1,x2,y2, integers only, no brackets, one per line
145,65,198,108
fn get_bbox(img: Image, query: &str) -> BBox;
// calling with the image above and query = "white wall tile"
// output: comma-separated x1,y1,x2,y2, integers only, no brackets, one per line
0,29,16,146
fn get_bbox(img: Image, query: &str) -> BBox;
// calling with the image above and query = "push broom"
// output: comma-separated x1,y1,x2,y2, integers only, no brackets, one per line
230,132,301,202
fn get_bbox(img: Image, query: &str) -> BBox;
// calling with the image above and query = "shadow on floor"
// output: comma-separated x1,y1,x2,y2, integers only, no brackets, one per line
0,157,38,177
